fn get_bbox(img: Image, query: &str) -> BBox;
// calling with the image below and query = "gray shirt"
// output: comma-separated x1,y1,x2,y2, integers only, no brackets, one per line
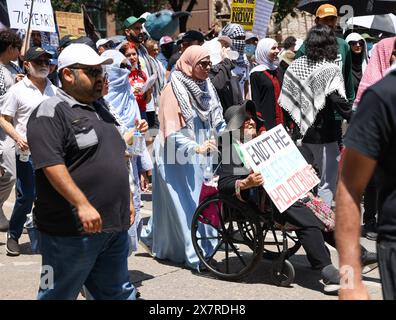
0,62,21,142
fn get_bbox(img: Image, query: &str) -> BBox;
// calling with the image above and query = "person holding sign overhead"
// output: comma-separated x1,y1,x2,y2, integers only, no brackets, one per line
217,101,377,294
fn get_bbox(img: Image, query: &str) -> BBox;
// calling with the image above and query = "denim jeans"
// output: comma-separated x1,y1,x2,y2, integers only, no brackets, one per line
37,231,136,300
9,155,35,240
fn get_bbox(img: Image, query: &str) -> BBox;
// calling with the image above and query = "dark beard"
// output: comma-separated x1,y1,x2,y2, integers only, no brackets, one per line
128,33,143,44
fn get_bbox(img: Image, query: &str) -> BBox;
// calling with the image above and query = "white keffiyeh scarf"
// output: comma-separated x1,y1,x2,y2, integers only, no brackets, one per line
279,56,346,137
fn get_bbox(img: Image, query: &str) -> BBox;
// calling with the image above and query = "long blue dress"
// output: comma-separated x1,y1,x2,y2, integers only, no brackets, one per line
141,109,225,269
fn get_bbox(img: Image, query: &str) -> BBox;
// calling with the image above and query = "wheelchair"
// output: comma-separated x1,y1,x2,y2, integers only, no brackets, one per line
191,193,301,286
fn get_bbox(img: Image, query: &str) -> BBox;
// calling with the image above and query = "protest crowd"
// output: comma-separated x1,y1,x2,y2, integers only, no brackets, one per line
1,1,396,301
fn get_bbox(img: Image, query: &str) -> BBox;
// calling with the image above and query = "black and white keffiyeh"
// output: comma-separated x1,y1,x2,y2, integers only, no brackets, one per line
279,56,346,137
170,70,223,131
220,24,247,68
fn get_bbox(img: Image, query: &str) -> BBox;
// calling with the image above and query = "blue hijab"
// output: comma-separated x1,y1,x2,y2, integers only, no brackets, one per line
102,49,140,129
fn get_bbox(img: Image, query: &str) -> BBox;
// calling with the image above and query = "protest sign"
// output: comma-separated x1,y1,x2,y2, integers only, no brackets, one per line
55,11,86,39
6,0,55,32
231,0,255,30
252,0,274,39
240,125,320,213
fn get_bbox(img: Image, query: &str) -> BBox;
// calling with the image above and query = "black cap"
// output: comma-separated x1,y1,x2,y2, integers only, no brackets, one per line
177,30,205,46
59,35,97,52
224,100,263,132
59,35,80,49
24,46,52,61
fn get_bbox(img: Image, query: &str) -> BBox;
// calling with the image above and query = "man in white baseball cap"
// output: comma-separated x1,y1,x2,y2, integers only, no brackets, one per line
96,38,114,55
26,43,138,300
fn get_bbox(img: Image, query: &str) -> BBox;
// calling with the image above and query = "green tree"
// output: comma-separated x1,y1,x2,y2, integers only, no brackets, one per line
167,0,198,32
273,0,300,24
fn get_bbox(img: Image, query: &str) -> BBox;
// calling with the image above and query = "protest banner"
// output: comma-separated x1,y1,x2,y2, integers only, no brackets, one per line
55,11,86,39
231,0,255,30
6,0,55,32
239,125,320,213
252,0,274,39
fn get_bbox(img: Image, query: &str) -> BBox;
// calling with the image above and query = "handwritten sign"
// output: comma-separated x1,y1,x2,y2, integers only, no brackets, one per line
240,125,320,213
231,0,256,31
55,11,86,39
6,0,55,32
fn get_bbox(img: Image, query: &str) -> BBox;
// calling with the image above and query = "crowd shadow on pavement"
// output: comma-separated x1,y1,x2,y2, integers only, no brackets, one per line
129,270,155,289
189,253,328,294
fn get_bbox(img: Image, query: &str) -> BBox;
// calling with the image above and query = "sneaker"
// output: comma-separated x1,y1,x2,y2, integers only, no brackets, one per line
362,221,378,241
321,264,340,294
140,202,144,208
361,250,378,274
6,233,20,256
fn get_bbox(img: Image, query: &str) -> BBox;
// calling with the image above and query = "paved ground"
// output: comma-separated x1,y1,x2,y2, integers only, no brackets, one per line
0,191,382,300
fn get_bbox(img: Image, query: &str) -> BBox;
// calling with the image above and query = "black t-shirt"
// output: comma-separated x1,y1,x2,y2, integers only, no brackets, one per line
27,90,130,236
250,70,283,130
344,71,396,241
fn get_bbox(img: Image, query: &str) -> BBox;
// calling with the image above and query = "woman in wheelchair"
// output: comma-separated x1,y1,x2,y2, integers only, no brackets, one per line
216,101,377,294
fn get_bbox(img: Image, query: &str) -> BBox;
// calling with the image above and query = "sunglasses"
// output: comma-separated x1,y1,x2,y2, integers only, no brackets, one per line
32,59,50,66
350,41,364,46
69,66,104,78
198,60,212,69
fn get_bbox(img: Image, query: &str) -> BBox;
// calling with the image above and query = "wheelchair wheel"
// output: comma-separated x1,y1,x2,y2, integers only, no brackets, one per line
262,229,301,260
271,259,295,287
191,195,264,281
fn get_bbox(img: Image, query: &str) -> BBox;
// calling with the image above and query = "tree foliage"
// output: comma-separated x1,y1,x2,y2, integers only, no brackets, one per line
273,0,300,24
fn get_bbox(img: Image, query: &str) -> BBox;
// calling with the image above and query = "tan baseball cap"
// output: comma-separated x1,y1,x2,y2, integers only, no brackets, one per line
316,4,338,18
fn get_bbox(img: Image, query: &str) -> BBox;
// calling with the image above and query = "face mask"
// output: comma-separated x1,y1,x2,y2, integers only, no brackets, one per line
245,44,256,57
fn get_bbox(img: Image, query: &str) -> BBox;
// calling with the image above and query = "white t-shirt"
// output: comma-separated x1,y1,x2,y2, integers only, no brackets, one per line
1,76,57,141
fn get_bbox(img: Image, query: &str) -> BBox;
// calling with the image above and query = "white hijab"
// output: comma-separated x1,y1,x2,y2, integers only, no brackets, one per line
250,38,279,75
345,32,369,72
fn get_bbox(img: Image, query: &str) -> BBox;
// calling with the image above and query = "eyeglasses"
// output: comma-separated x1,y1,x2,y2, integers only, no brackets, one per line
32,59,50,66
69,66,104,78
198,60,212,69
350,41,364,47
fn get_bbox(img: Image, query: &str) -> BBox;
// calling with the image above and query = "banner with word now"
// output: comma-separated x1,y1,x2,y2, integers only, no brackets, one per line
231,0,256,31
6,0,55,32
240,125,319,213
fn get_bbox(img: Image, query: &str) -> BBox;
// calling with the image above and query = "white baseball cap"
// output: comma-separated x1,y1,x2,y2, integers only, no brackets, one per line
96,38,112,49
58,44,113,70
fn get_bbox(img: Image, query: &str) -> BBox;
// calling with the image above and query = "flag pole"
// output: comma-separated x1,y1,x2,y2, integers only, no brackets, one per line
22,0,35,56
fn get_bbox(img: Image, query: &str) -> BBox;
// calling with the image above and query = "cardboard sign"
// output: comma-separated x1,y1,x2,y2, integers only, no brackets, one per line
55,11,86,39
6,0,55,32
231,0,256,31
240,125,320,213
252,0,274,39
